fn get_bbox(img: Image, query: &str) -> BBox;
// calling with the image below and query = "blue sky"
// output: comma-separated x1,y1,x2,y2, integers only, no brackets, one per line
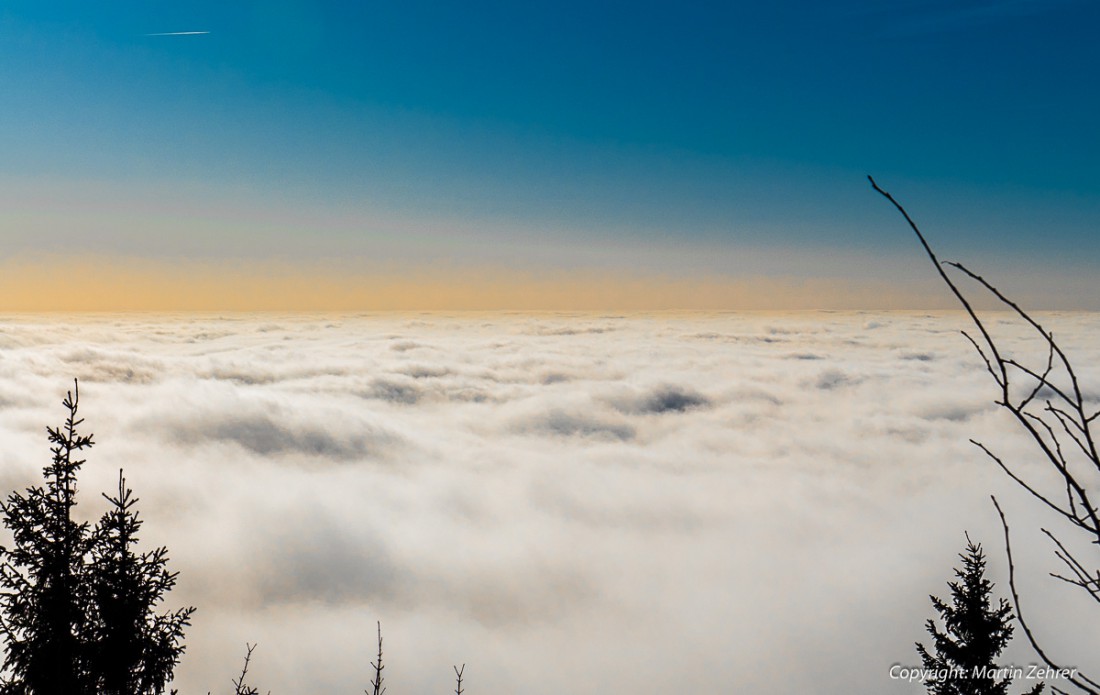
1,0,1097,308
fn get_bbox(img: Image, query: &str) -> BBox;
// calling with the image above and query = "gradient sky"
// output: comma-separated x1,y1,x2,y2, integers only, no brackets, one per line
1,0,1097,309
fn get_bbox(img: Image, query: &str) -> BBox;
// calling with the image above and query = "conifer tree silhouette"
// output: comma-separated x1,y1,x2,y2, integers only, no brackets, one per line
0,381,97,694
88,470,194,695
0,381,193,694
916,536,1043,695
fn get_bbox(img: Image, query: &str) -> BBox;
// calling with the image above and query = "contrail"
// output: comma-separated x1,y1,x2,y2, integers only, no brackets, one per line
144,31,210,36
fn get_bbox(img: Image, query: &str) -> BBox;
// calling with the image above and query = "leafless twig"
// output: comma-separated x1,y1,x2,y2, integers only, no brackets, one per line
233,643,260,695
872,176,1099,692
368,621,386,695
454,664,465,695
993,498,1099,694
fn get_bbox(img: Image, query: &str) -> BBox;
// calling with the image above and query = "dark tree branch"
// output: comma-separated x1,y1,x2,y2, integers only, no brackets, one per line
368,621,385,695
868,176,1007,389
970,440,1084,529
1043,529,1100,604
454,663,465,695
872,177,1100,693
993,498,1099,694
233,643,260,695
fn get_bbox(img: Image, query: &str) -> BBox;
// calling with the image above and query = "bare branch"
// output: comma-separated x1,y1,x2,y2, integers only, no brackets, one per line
1043,529,1100,603
1016,340,1057,411
868,176,1007,388
454,663,465,695
971,440,1084,529
233,643,260,695
369,621,386,695
945,261,1093,429
872,178,1100,693
962,330,1004,387
1005,358,1074,409
1047,404,1091,458
993,498,1099,694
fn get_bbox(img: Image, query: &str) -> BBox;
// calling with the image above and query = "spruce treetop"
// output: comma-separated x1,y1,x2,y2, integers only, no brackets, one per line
916,536,1043,695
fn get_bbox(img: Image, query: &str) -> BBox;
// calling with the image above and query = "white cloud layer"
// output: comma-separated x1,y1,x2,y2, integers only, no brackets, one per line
0,311,1098,693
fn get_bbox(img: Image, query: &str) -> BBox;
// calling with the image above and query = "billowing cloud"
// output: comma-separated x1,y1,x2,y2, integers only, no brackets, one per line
0,311,1096,693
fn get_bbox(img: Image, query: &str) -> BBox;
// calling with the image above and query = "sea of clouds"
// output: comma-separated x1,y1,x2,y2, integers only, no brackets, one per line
0,310,1097,694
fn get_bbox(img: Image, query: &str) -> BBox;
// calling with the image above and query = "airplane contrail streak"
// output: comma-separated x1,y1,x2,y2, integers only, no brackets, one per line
144,31,211,36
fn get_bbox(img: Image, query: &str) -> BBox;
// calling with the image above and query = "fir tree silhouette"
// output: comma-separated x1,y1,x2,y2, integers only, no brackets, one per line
916,535,1043,695
0,381,97,693
88,470,194,695
0,380,193,694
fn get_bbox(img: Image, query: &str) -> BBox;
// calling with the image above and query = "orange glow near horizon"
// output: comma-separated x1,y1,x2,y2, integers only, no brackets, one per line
0,255,954,312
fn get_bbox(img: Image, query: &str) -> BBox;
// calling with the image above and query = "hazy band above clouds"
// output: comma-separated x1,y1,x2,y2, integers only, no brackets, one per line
0,254,994,312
